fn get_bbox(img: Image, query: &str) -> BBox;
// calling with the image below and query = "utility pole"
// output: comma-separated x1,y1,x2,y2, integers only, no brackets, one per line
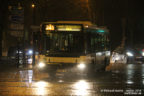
17,2,26,67
32,3,35,66
86,0,93,22
121,18,126,48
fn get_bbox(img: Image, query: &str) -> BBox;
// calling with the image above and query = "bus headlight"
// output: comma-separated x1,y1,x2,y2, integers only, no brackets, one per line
38,62,45,68
77,63,86,70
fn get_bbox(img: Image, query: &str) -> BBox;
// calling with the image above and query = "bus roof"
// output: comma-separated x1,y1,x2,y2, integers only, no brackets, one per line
85,26,109,34
41,21,109,34
42,21,93,26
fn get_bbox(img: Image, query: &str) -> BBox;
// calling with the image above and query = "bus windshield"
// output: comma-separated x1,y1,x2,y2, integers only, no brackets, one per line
45,32,84,54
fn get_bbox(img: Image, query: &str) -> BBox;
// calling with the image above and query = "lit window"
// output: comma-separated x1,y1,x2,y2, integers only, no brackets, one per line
45,24,55,31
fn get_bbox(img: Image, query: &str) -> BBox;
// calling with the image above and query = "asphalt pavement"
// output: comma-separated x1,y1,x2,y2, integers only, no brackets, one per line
0,62,144,96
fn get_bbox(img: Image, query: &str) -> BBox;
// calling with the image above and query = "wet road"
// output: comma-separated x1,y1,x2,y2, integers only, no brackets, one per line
0,63,144,96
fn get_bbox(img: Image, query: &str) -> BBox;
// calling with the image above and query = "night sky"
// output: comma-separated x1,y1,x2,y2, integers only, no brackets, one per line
0,0,144,55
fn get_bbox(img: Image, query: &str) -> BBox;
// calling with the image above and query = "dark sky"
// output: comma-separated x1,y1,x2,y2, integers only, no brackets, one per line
100,0,144,49
1,0,144,52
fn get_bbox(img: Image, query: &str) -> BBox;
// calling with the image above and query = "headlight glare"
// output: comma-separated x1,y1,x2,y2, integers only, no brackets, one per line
126,52,133,57
38,62,45,68
77,63,86,70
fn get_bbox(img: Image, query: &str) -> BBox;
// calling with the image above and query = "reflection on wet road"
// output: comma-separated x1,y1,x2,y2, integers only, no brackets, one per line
0,63,144,95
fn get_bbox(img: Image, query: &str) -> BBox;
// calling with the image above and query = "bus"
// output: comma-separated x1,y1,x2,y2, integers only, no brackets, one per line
35,21,110,75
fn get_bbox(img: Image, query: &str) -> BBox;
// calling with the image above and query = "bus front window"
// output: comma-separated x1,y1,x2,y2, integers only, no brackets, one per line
46,32,83,53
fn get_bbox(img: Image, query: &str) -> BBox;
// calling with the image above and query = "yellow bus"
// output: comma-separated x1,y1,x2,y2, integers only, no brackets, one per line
36,21,110,75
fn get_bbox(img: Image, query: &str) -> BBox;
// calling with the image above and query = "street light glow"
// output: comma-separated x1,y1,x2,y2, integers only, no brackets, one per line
28,50,33,55
32,3,35,8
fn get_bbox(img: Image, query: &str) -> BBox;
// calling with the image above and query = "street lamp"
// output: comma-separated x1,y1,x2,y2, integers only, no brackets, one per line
31,3,36,66
32,3,35,8
31,3,35,24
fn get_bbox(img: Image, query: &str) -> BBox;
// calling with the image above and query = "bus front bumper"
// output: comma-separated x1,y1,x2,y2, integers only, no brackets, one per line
36,62,87,73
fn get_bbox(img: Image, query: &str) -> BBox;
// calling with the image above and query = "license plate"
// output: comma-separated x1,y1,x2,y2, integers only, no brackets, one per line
57,69,66,72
